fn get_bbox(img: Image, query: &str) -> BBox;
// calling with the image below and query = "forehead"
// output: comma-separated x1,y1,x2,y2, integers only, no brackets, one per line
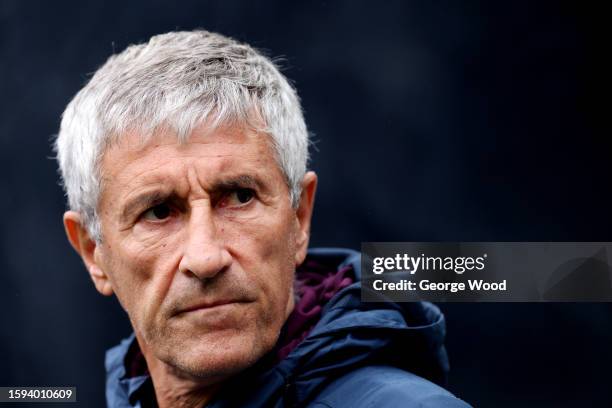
99,123,282,196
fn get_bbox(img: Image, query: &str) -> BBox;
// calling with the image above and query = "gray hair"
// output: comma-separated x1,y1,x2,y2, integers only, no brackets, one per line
55,30,309,242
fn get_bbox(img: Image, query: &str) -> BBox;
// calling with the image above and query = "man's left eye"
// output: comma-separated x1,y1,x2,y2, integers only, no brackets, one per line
219,189,254,208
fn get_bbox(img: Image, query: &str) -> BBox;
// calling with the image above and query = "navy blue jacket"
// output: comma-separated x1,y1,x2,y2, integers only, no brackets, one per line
105,248,470,407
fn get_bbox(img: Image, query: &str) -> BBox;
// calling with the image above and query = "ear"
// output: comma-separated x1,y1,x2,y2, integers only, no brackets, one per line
294,171,317,266
63,211,114,296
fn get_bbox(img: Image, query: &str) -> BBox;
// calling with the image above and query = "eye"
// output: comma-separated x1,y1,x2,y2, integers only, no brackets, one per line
235,189,254,204
218,188,255,208
142,203,172,221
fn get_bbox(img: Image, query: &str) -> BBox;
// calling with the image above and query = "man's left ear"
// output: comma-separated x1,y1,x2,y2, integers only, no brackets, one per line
294,171,317,266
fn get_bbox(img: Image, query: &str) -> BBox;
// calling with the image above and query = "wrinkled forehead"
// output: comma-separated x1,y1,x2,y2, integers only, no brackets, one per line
97,121,282,193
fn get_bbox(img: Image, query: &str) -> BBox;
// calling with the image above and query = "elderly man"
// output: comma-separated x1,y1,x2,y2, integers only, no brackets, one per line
55,30,469,407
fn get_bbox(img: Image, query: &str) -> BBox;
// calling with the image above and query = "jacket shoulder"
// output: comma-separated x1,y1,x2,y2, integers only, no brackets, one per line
308,365,471,408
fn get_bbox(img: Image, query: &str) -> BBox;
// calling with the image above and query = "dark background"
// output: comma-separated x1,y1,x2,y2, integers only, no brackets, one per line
1,1,610,406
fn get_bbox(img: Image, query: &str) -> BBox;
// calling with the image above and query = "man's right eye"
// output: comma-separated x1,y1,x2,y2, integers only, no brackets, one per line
142,203,172,221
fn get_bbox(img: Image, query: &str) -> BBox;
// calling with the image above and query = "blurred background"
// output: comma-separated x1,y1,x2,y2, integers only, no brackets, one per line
1,1,610,406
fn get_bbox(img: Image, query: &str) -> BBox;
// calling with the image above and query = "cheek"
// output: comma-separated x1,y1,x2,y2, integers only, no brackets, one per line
102,235,181,332
225,207,297,268
222,211,297,317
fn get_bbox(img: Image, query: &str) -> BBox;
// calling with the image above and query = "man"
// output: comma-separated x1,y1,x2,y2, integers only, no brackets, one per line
55,30,469,407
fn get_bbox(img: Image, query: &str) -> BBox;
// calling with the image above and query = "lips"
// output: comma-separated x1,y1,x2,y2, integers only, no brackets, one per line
175,299,248,316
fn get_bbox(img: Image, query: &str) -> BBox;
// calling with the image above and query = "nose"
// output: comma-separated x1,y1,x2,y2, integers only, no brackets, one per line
178,202,232,281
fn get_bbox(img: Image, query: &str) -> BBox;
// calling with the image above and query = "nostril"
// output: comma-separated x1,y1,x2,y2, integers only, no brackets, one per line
178,245,232,282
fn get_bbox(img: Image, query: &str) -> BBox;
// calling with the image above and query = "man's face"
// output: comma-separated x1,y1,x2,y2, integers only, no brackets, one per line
77,124,314,379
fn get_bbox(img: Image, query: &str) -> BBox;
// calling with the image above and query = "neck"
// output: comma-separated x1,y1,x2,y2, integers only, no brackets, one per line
136,336,222,408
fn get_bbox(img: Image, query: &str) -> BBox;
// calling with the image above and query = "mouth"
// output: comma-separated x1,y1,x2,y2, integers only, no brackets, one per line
175,299,250,316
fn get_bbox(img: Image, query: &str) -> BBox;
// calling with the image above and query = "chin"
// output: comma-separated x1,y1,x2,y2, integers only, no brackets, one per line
161,329,275,380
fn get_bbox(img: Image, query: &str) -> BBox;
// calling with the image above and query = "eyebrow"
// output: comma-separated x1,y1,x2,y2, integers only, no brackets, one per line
118,174,267,222
215,174,262,191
